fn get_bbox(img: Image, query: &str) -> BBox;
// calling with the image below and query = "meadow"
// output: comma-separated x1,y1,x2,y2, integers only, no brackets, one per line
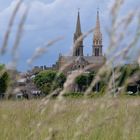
0,97,140,140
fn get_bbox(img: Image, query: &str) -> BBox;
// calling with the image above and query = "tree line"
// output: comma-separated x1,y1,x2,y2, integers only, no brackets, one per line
0,64,140,99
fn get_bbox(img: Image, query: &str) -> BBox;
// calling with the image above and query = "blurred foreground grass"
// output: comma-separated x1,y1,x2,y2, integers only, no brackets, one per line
0,98,140,140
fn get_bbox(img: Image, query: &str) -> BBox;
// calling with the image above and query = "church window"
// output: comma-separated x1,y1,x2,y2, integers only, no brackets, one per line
96,40,98,45
95,48,99,56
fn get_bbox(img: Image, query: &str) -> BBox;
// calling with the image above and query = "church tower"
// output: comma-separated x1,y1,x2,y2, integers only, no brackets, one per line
73,10,83,56
93,10,103,56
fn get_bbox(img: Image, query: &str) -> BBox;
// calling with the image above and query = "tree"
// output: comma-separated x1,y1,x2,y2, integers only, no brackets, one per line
0,65,9,97
34,70,66,95
75,74,88,92
75,71,97,92
34,70,56,87
53,73,66,89
87,71,95,85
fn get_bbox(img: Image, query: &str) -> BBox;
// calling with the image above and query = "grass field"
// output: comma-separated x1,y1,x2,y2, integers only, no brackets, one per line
0,97,140,140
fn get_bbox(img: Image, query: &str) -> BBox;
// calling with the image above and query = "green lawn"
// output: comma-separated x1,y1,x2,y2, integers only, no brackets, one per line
0,98,140,140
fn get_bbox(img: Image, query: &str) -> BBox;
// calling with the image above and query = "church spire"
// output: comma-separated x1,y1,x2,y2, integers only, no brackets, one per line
93,9,103,56
75,9,82,36
95,9,102,36
73,10,83,56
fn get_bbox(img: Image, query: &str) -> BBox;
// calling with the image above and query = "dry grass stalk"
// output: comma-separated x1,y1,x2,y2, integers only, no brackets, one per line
27,37,64,67
0,0,23,55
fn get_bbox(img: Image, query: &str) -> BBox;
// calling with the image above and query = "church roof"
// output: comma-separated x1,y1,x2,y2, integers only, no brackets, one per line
61,55,105,64
75,56,88,64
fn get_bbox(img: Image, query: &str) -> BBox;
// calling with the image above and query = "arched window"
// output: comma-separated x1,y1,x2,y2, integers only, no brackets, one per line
96,40,98,45
95,48,99,56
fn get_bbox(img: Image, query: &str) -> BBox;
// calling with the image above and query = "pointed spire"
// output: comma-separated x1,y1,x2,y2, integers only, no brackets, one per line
73,9,83,56
94,9,102,39
95,9,101,32
75,9,82,36
93,9,103,56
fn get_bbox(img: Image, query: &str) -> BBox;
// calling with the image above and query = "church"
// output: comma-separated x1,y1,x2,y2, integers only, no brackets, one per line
57,10,105,74
32,10,106,74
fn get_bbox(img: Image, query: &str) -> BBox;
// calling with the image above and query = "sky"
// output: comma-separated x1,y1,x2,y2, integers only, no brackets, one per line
0,0,139,71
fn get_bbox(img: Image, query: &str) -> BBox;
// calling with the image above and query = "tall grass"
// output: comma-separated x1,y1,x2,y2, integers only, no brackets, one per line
0,98,140,140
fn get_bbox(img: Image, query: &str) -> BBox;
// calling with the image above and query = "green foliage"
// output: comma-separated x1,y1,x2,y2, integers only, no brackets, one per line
63,92,84,98
87,71,95,84
116,64,140,91
54,73,66,89
0,64,9,95
75,71,107,93
75,71,96,92
75,74,88,92
34,70,56,87
88,92,104,98
34,70,66,95
40,83,51,95
0,64,5,70
117,66,128,87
